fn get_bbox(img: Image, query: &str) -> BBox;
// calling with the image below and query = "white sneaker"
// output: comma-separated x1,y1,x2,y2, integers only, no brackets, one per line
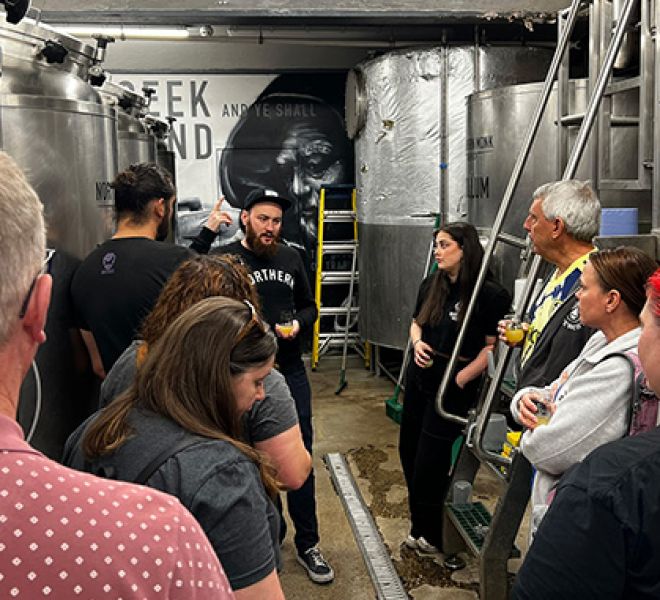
404,534,418,549
416,536,440,553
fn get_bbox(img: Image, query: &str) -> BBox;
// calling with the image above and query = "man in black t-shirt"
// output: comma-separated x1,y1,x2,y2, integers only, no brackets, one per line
216,188,335,585
71,163,192,377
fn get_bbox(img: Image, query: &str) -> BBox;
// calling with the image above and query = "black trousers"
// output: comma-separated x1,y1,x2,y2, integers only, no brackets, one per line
398,359,480,550
281,364,319,554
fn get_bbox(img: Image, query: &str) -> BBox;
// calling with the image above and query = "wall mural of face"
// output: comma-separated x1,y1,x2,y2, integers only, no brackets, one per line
219,80,354,265
275,121,347,246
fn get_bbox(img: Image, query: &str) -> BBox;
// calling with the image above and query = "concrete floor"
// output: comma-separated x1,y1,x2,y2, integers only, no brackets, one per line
279,355,396,599
278,355,529,599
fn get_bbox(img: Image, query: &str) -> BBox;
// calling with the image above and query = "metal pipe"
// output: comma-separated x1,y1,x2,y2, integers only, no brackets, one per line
637,0,653,188
435,0,585,426
469,257,544,467
440,46,448,221
560,113,640,126
589,0,603,188
495,231,528,249
336,241,358,394
557,5,571,177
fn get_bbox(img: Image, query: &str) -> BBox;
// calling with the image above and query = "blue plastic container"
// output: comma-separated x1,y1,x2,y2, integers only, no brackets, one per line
600,207,638,236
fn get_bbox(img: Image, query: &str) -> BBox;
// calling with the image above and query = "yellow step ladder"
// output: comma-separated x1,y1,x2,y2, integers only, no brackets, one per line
311,186,369,384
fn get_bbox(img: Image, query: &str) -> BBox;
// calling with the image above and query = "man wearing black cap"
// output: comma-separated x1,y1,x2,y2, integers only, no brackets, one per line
215,188,334,585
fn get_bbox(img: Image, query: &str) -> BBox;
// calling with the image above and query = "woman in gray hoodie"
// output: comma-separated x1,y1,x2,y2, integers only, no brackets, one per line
510,246,657,536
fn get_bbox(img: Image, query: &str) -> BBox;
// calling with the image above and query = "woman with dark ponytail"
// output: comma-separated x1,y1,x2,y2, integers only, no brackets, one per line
399,222,511,554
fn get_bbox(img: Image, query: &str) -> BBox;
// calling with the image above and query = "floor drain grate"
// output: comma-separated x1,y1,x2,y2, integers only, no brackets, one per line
324,452,408,600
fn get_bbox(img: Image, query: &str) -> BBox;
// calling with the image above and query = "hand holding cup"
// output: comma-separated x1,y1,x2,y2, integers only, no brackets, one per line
519,389,554,430
275,310,299,339
498,314,528,347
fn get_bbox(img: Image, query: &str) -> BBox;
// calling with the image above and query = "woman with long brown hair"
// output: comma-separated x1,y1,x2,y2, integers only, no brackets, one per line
511,246,657,536
399,222,511,554
65,297,285,599
94,254,311,491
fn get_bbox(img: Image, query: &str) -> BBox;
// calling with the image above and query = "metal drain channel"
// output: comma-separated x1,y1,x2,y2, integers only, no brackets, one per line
324,452,408,600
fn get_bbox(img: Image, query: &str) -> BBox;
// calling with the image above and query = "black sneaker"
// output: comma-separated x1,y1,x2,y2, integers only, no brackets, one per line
296,546,335,584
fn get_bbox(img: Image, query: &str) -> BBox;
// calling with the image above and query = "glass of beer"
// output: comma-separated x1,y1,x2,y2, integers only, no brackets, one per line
505,317,525,345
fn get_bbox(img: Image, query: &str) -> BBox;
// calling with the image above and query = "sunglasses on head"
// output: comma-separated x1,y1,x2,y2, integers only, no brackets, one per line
233,299,264,345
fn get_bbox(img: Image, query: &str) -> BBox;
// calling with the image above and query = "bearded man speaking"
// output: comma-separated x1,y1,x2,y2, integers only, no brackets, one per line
216,188,335,585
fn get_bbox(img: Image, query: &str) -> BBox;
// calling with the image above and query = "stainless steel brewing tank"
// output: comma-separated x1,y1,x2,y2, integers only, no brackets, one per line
467,79,648,292
0,16,117,258
101,81,156,170
0,15,118,459
352,46,553,349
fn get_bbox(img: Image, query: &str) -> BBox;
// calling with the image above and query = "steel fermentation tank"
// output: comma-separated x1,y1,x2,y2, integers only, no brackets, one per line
349,46,553,349
0,15,118,458
100,81,156,170
467,79,649,292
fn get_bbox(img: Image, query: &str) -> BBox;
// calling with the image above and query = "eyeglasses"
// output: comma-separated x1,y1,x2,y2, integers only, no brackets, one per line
19,249,55,319
233,299,263,345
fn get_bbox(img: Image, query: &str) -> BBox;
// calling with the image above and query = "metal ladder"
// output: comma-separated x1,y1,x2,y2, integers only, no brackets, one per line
434,1,646,598
311,186,365,376
557,0,654,192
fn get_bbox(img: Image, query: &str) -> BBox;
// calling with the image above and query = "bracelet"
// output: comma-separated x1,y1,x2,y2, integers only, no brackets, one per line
412,338,422,347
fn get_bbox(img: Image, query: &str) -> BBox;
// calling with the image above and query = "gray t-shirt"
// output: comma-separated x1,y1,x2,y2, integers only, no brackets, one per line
100,340,299,443
63,408,280,591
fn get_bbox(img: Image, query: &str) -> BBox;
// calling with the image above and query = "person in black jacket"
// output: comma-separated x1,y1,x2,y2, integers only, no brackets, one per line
511,267,660,600
216,188,335,585
498,179,601,389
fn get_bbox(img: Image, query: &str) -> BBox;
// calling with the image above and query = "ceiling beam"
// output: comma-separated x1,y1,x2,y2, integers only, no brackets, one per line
36,1,568,27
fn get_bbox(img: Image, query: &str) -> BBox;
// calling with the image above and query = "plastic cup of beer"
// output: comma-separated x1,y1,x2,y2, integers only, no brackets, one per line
505,317,525,345
532,391,552,426
278,310,295,336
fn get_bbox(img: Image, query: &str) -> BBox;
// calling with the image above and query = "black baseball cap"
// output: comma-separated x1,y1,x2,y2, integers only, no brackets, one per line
243,188,291,212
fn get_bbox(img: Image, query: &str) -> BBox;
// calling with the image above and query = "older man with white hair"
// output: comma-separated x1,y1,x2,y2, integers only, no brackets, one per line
500,179,602,388
0,151,233,599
